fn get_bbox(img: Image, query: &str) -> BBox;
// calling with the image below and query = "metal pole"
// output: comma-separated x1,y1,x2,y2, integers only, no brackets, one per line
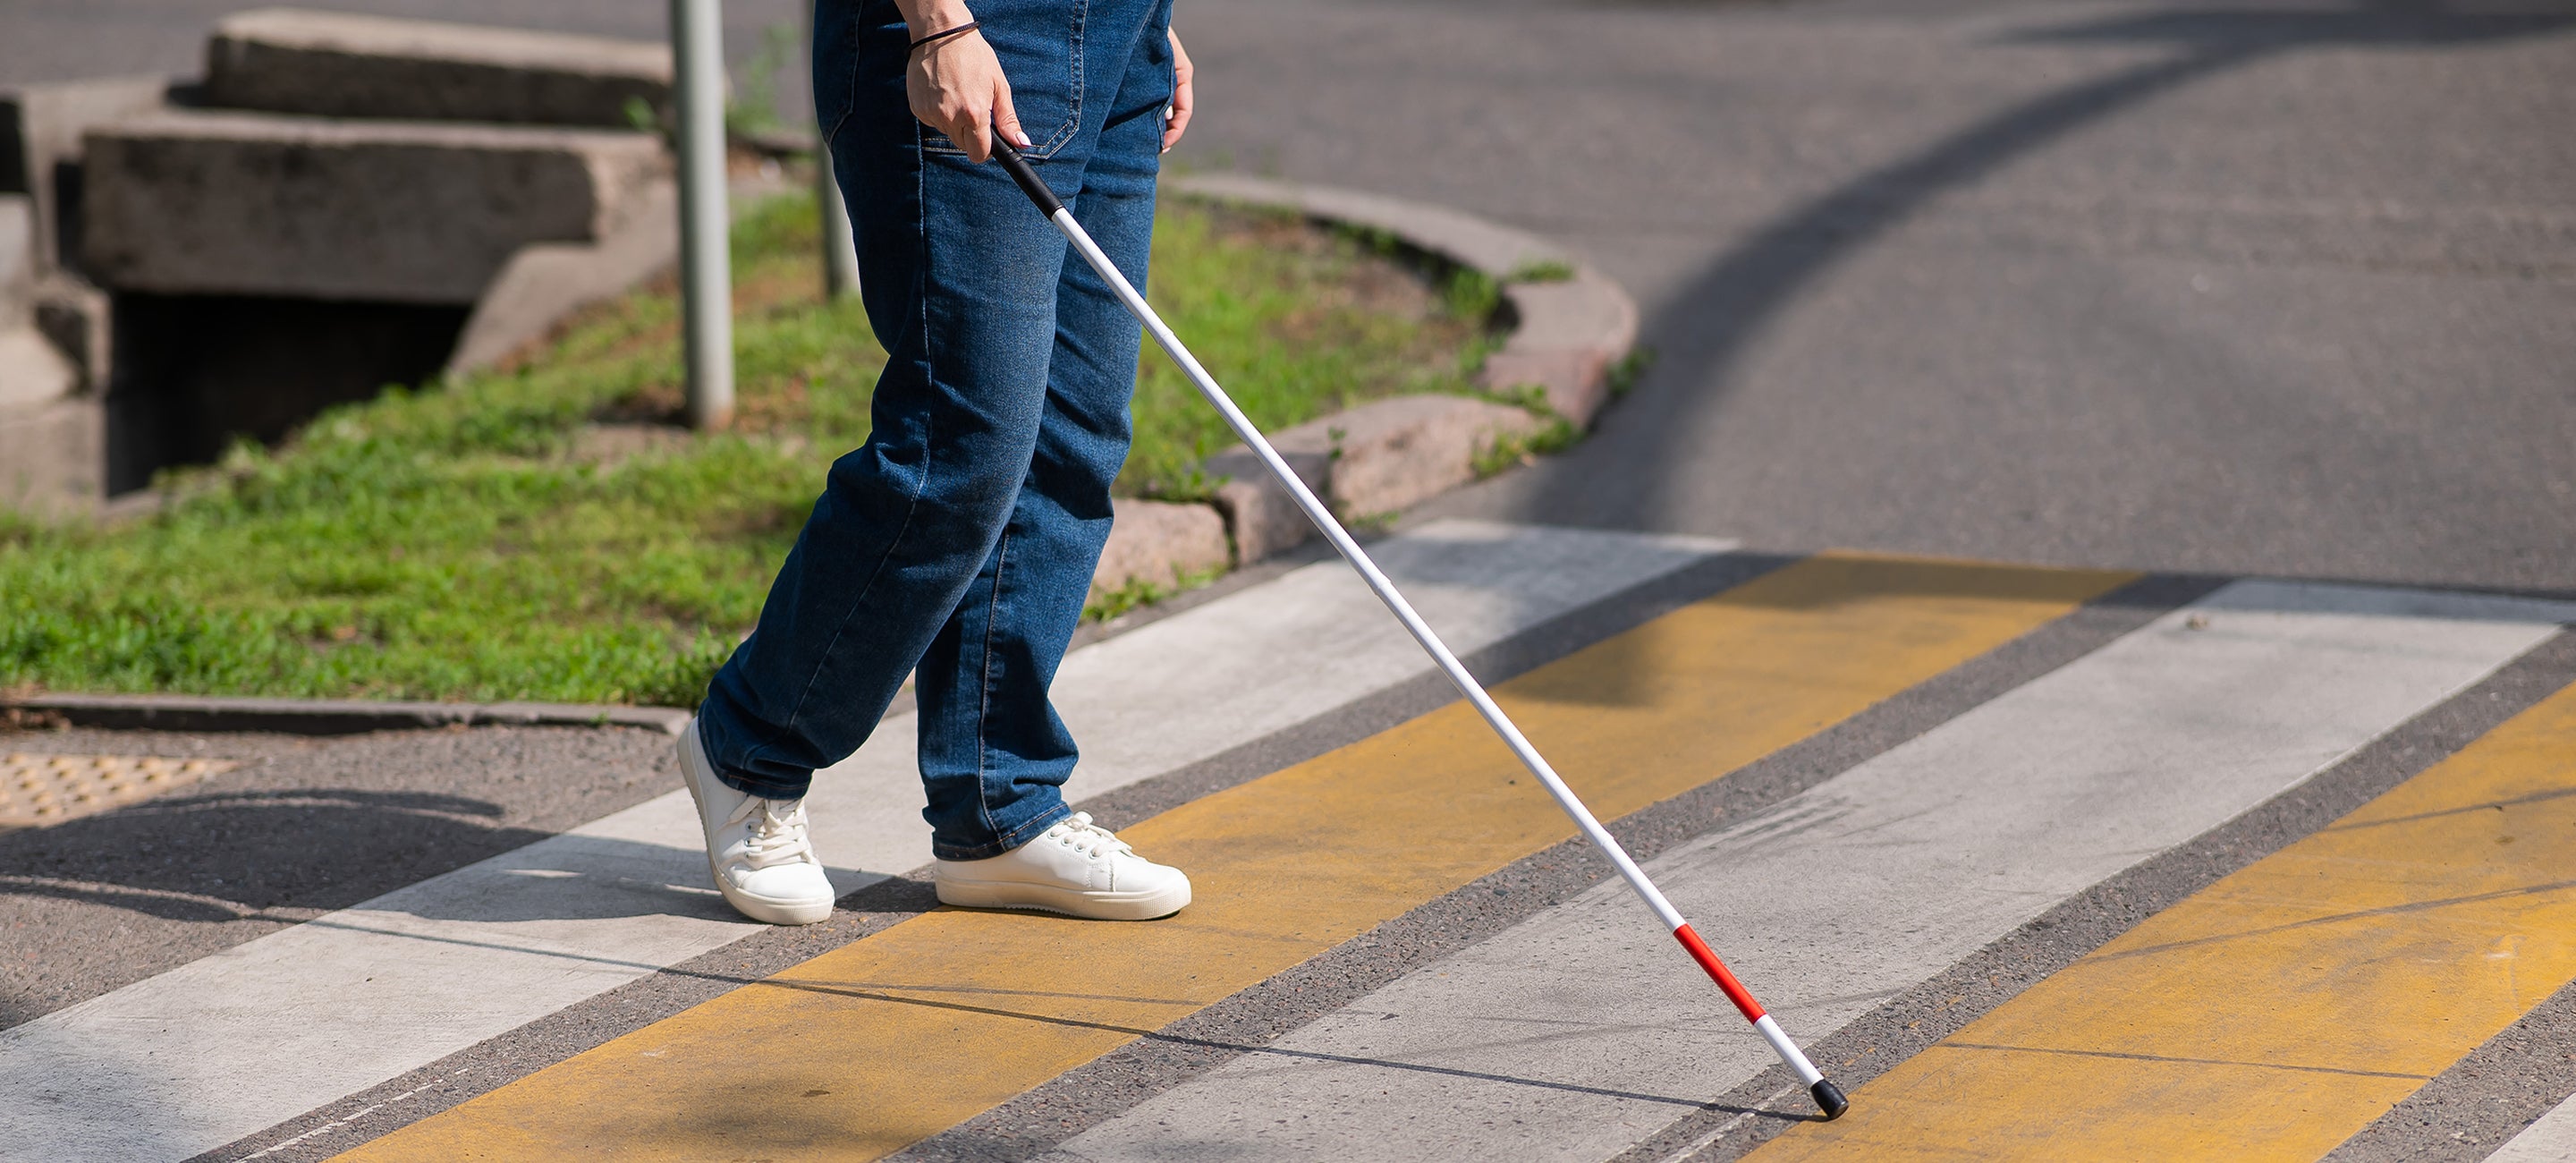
818,145,861,300
672,0,733,429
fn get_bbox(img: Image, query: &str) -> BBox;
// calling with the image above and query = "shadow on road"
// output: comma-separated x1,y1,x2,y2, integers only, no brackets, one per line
0,786,544,923
1531,4,2574,538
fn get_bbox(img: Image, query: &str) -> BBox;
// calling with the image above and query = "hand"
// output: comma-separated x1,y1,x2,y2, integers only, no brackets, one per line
1163,28,1194,154
905,16,1028,163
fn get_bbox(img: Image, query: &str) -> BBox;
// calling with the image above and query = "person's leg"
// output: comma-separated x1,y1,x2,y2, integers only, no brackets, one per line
912,0,1178,862
692,0,1072,801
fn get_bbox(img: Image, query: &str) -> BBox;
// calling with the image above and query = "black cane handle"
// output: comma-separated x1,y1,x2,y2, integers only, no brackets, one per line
990,140,1064,216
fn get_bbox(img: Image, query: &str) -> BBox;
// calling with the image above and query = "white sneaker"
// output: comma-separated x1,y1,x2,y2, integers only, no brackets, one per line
676,720,835,925
934,811,1191,921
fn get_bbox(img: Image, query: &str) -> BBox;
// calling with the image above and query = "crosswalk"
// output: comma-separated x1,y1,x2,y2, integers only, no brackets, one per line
1044,582,2574,1163
1751,678,2576,1160
3,521,2572,1162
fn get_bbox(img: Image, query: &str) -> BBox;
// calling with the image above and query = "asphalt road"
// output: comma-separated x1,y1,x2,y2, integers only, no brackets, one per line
0,725,679,1025
8,0,2569,588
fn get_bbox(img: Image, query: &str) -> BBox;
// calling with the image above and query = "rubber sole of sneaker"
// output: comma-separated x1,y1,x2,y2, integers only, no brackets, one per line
677,723,835,927
702,860,835,926
933,874,1191,921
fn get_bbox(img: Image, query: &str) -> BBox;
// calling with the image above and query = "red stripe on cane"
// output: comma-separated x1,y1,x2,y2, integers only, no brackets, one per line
1674,923,1767,1022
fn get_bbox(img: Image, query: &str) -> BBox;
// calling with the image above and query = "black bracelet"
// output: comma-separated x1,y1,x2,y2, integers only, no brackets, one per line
909,21,980,53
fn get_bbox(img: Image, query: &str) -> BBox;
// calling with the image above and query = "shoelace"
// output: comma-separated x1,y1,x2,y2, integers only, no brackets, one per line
1048,811,1133,860
726,796,815,870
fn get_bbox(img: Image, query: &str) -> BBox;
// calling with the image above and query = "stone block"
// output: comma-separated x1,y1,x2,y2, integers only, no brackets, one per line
1478,273,1638,429
0,327,74,410
5,196,110,395
1213,395,1545,527
1206,446,1330,564
0,76,170,276
0,195,28,326
1092,498,1230,596
0,381,102,514
1323,395,1547,517
448,176,676,373
1479,344,1608,428
206,8,673,128
30,276,108,393
81,110,665,303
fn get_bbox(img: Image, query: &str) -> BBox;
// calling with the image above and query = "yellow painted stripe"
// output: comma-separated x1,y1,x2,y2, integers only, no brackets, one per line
335,555,2127,1162
1752,671,2576,1162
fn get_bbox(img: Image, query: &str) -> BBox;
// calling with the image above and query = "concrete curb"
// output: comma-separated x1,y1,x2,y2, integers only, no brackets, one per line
1167,173,1640,428
4,692,690,735
1091,172,1641,594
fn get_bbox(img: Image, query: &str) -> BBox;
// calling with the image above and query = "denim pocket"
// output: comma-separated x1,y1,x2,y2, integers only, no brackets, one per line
919,0,1091,157
814,0,864,148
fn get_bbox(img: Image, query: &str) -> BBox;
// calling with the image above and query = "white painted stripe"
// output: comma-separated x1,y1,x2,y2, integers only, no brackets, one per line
2491,1095,2576,1163
0,520,1727,1163
1046,582,2576,1163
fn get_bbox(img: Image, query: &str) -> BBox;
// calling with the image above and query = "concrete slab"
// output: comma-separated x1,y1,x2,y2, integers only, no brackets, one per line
0,326,74,410
0,521,1724,1163
0,194,29,326
80,110,665,303
205,8,672,129
445,176,676,373
1046,582,2576,1163
0,384,100,514
27,273,105,392
0,75,168,276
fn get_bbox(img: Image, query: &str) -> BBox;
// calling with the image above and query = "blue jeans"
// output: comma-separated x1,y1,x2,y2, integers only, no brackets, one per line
696,0,1175,861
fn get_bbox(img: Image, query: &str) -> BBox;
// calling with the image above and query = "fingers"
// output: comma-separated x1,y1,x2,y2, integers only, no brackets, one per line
1163,28,1194,153
992,83,1031,153
905,30,1024,164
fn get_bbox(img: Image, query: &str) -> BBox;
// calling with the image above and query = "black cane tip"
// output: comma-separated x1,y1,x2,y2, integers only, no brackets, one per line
1810,1079,1849,1120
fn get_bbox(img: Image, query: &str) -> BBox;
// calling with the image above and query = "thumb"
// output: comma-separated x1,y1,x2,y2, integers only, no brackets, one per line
991,83,1031,150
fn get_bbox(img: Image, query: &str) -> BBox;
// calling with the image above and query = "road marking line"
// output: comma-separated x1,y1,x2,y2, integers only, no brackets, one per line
327,556,2128,1162
2491,1092,2576,1162
1753,668,2576,1160
1047,582,2576,1163
1652,1083,1802,1163
0,522,1724,1163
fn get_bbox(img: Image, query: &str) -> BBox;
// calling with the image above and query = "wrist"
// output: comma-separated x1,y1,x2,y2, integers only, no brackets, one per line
901,1,975,39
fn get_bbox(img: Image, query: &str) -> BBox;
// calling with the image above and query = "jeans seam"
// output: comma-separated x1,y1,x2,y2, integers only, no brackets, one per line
736,138,936,777
998,801,1072,851
1054,0,1089,156
940,800,1071,862
820,18,860,148
970,525,1012,845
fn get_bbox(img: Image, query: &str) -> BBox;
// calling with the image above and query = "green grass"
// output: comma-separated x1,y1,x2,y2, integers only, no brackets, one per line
0,191,1492,707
